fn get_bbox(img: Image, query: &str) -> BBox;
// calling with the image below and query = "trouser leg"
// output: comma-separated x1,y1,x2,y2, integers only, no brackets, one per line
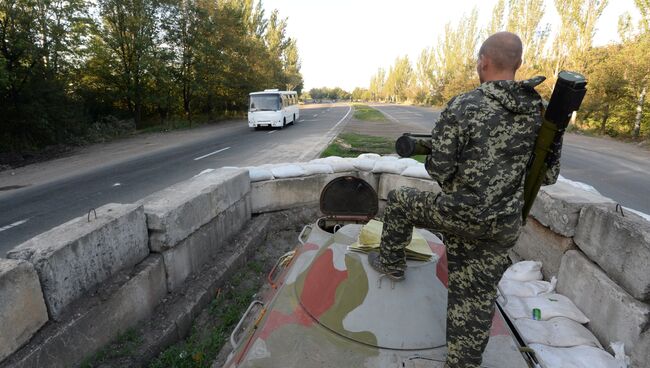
379,187,442,271
444,234,512,368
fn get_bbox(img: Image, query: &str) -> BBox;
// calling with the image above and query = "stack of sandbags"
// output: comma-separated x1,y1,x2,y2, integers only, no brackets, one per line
499,261,629,368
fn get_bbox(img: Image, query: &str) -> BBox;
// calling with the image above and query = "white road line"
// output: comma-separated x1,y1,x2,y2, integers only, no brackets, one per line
297,105,353,162
0,218,29,233
376,108,399,123
194,147,231,161
267,130,277,134
112,183,121,187
314,113,320,117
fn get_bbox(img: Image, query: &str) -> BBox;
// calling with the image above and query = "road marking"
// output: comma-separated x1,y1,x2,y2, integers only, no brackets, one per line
193,168,215,177
314,113,320,117
297,105,353,162
376,108,399,123
194,147,231,161
0,218,29,233
267,130,277,134
112,183,121,187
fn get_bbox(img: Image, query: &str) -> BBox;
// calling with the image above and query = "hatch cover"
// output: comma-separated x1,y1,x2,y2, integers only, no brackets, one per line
320,176,378,219
295,224,448,350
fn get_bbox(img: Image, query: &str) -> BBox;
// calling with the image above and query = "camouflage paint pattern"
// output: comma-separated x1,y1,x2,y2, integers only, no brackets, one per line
223,224,528,368
378,78,548,368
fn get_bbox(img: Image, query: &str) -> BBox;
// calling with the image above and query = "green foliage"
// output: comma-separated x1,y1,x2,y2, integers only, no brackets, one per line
308,86,350,100
360,0,649,139
80,328,143,367
320,133,395,158
0,0,303,154
352,104,387,122
148,265,260,368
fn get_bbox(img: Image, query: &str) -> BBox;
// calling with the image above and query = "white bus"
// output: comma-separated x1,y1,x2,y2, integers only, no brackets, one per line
248,89,299,129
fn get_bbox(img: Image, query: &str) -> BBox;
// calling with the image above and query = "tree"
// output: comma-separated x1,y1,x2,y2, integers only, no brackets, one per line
95,0,159,128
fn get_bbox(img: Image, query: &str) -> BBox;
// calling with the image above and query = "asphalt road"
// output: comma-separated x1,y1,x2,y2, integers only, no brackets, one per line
0,105,351,256
373,104,650,215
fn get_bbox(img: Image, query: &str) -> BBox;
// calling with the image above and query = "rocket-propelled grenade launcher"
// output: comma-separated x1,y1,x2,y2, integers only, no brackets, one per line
394,71,588,221
521,71,587,220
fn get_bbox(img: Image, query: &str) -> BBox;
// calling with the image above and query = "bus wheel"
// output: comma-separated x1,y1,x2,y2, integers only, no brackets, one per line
292,114,296,125
282,118,286,128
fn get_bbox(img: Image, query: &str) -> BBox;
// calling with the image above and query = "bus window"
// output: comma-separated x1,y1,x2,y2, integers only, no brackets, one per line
249,94,280,111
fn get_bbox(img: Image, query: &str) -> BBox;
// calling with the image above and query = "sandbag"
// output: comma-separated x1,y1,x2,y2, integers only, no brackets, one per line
397,158,420,167
498,277,556,297
401,164,432,179
529,344,627,368
324,157,356,172
372,160,409,174
300,163,334,175
514,317,602,348
377,155,399,161
357,153,381,160
503,293,589,324
502,260,543,282
352,158,376,171
247,167,274,182
270,164,306,178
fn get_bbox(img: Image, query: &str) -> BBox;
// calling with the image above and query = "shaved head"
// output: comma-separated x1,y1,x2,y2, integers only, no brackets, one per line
478,32,523,73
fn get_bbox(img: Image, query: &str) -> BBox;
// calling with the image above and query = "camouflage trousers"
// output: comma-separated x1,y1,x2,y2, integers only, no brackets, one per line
379,187,521,368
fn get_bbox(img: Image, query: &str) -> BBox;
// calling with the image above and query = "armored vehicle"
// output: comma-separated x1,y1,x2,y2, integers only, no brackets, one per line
223,176,532,368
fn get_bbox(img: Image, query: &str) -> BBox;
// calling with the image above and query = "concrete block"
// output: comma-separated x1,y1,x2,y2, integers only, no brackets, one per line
0,259,48,363
1,255,167,368
378,174,441,200
513,218,576,279
574,205,650,301
530,180,615,237
143,168,250,251
162,195,251,290
8,203,149,320
556,250,650,354
251,172,358,214
631,331,649,368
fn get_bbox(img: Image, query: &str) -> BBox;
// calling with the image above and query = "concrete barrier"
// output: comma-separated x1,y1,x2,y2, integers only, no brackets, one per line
529,181,615,237
512,218,576,279
574,206,650,301
8,203,149,320
251,172,357,213
1,255,167,368
161,195,251,290
144,168,250,251
0,259,48,363
377,173,441,200
556,250,650,356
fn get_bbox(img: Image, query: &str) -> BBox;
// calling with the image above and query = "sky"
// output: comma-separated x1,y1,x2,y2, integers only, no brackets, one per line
262,0,641,91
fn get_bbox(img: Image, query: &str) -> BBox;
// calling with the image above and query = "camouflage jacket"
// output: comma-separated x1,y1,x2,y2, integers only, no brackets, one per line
425,76,560,224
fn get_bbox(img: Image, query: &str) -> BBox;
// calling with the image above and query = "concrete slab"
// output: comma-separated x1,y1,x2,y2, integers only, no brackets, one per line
0,255,167,368
530,181,615,237
574,206,650,301
556,250,650,355
631,331,649,368
7,203,149,320
143,168,250,251
512,218,576,279
162,196,251,290
251,172,357,214
378,174,441,200
0,259,48,363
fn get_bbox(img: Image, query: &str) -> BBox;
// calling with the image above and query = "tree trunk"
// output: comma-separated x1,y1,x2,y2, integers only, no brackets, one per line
600,104,609,134
633,86,646,138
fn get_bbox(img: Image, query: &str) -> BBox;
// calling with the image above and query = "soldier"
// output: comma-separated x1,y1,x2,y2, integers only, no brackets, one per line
369,32,561,368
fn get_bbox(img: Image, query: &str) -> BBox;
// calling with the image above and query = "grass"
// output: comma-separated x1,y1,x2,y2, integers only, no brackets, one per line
147,261,264,368
320,133,395,157
352,104,387,122
80,328,143,368
320,132,430,164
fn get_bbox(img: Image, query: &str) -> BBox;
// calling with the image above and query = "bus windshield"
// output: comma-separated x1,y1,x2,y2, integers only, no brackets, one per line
250,94,280,111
